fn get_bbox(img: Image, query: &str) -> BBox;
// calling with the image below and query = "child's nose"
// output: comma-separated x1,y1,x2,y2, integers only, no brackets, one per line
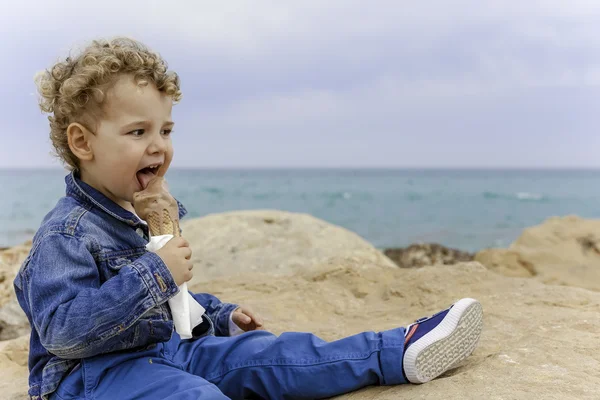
148,132,169,154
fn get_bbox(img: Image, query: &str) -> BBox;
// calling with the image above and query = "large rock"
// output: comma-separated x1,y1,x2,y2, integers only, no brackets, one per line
0,298,30,341
0,242,32,344
181,210,398,284
0,244,31,400
0,242,30,308
475,215,600,291
2,213,600,399
0,334,29,400
194,260,600,400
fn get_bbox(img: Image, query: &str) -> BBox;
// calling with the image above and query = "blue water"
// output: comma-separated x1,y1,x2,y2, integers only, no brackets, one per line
1,168,599,251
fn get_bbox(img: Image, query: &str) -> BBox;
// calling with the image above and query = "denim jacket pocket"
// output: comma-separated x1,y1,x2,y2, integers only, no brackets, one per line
106,256,133,271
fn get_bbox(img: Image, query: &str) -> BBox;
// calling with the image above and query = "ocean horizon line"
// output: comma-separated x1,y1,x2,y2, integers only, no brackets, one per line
2,166,600,172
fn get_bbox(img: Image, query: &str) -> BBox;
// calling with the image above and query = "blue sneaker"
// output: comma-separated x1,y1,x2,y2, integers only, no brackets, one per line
402,298,483,384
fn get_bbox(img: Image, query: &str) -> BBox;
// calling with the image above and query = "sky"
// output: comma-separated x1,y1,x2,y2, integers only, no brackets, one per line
1,0,600,168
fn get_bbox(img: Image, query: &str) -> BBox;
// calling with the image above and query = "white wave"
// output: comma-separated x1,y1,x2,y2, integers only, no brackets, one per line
516,192,544,201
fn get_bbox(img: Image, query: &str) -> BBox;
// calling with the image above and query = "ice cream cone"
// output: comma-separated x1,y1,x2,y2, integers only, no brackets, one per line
133,176,180,237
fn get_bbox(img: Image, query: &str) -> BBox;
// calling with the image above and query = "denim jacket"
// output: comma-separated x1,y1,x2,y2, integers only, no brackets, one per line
13,171,238,400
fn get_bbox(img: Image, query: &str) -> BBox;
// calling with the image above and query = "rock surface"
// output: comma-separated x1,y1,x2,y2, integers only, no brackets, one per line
475,215,600,291
1,211,599,399
180,210,398,285
0,299,30,341
0,335,29,400
196,261,600,400
0,241,30,308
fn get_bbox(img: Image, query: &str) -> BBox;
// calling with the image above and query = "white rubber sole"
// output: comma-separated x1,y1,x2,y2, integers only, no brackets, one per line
402,298,483,384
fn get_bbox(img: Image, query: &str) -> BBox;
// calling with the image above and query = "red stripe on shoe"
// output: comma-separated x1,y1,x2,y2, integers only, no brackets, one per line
404,323,419,345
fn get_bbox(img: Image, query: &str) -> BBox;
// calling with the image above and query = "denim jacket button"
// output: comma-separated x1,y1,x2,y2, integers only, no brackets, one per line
154,273,168,292
136,228,145,238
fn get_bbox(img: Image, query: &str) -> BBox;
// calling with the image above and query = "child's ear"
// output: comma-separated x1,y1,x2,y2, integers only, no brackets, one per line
67,123,94,162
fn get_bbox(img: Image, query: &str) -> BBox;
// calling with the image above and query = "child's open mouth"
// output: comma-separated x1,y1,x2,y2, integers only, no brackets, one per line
136,164,161,190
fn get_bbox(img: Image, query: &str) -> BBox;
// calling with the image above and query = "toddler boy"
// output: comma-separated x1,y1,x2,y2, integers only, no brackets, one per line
14,37,483,400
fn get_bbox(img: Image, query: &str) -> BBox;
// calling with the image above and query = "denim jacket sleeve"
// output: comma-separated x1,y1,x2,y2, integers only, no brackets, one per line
189,291,238,336
23,232,179,359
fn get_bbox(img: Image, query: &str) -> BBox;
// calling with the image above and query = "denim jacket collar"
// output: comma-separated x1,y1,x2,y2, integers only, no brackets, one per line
65,170,188,227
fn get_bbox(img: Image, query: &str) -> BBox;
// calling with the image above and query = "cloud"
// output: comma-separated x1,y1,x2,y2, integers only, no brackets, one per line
2,1,600,167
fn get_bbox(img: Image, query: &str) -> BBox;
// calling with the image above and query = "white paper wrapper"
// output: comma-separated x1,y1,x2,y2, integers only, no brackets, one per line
146,234,205,339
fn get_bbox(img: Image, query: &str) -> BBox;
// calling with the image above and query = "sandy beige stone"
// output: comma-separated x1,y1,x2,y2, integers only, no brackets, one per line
1,212,599,399
194,261,600,400
0,334,29,400
0,242,30,308
180,210,398,284
476,215,600,291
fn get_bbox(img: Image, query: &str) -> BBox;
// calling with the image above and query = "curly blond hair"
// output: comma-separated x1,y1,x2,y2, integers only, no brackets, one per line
35,37,182,170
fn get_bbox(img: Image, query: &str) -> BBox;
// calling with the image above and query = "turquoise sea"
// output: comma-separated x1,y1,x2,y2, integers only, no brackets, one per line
1,168,599,251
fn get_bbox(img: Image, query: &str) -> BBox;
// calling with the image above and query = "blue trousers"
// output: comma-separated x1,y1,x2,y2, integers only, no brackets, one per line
51,328,407,400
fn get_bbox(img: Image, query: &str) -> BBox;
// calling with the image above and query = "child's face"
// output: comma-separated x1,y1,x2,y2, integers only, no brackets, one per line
81,74,175,210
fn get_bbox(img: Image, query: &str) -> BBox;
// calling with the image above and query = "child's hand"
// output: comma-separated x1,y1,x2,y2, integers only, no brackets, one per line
155,237,193,286
232,305,264,332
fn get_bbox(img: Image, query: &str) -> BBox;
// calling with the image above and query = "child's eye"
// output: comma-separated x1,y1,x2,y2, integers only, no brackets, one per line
162,129,173,136
129,129,145,137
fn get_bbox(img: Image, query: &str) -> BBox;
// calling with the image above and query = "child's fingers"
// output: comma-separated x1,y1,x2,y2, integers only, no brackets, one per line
250,313,263,327
241,307,263,325
234,312,251,325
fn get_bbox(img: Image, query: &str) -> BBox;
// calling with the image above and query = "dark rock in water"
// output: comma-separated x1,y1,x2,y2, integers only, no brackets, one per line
384,243,474,268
